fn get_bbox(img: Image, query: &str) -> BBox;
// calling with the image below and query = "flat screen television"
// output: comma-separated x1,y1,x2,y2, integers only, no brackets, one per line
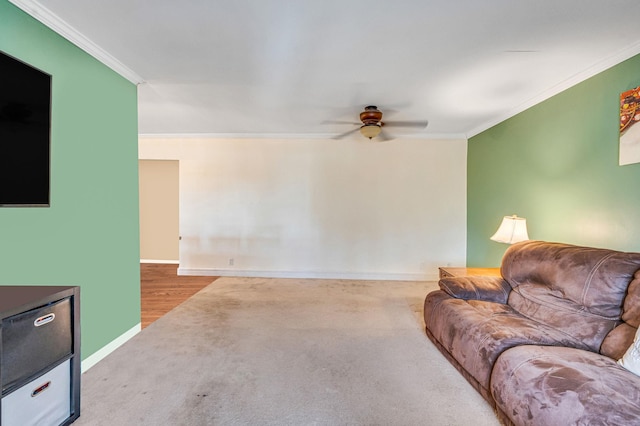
0,50,51,207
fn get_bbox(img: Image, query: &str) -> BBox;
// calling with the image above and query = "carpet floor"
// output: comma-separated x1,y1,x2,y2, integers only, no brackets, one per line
75,277,499,425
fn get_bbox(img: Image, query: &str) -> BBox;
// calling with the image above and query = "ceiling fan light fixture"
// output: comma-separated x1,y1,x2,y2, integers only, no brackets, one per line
360,124,382,139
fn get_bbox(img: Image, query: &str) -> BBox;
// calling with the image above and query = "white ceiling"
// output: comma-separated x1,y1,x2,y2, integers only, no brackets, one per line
12,0,640,139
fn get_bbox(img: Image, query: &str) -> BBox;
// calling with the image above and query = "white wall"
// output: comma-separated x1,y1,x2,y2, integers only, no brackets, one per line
139,136,467,280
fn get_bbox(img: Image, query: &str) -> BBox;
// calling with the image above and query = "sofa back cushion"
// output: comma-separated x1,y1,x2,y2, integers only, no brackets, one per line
501,241,640,352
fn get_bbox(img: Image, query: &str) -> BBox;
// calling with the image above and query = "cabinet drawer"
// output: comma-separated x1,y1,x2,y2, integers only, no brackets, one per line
2,298,72,392
1,359,71,426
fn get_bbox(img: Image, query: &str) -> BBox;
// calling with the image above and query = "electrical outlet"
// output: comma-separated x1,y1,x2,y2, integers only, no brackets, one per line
228,258,234,266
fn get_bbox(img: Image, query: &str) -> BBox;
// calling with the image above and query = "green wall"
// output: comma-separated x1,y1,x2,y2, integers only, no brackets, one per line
0,1,140,360
468,53,640,266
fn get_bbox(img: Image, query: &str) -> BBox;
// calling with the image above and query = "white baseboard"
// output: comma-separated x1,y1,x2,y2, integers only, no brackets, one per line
178,268,436,282
81,323,141,373
140,259,180,264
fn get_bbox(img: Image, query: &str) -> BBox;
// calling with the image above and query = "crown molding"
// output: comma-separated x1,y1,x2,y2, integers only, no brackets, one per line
466,40,640,138
138,132,467,141
9,0,144,85
139,132,344,140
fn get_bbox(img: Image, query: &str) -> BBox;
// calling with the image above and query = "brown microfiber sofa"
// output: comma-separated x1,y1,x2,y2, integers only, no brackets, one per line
424,240,640,425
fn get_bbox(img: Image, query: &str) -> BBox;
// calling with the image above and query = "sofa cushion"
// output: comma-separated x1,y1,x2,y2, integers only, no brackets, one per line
621,269,640,327
491,345,640,426
601,322,638,360
602,270,640,358
424,290,590,390
501,241,640,351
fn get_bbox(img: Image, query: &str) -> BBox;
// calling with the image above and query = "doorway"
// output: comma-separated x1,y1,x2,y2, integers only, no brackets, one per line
139,159,179,261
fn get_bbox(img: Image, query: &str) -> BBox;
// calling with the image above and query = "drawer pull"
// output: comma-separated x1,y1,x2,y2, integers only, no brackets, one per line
34,313,55,327
31,380,51,397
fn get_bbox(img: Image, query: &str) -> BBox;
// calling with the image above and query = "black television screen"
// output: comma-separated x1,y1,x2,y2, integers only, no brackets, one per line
0,50,51,207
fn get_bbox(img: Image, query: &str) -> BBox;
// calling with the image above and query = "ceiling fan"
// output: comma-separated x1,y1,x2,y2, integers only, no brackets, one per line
327,105,428,141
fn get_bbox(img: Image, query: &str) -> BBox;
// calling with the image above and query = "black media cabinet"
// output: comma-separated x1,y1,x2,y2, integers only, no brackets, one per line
0,286,80,426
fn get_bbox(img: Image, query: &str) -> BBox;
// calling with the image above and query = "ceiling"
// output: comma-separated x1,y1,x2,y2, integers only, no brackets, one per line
12,0,640,139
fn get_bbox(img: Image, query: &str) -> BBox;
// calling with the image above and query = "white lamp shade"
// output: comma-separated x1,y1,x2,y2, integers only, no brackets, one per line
490,215,529,244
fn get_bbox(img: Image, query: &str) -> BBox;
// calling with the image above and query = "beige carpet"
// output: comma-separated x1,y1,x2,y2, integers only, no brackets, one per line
75,277,499,425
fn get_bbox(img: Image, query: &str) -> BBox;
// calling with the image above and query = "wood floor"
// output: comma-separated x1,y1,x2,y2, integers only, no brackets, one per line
140,263,218,329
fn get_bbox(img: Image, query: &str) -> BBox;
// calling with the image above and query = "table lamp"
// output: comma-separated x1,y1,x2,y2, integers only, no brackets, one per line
490,215,529,244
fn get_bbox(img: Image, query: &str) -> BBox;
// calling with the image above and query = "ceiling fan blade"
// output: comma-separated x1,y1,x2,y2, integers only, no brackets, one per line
322,120,361,125
376,129,394,142
383,120,429,129
332,127,360,140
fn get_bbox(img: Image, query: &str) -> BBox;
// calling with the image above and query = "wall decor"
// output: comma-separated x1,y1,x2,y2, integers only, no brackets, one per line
620,85,640,165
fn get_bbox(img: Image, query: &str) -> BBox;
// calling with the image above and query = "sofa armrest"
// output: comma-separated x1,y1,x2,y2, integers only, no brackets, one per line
439,276,511,304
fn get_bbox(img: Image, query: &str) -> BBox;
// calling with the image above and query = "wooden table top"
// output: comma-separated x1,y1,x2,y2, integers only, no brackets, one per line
438,267,501,278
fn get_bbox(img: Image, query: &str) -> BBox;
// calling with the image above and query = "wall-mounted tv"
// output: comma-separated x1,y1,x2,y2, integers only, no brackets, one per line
0,50,51,207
